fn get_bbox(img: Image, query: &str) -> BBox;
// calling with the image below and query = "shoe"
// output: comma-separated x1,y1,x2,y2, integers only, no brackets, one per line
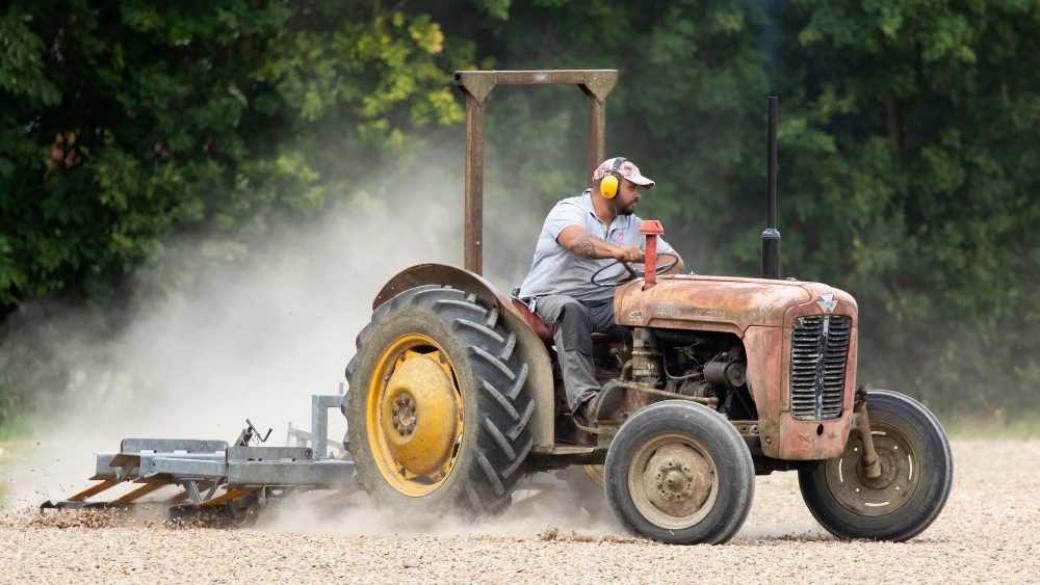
575,399,597,427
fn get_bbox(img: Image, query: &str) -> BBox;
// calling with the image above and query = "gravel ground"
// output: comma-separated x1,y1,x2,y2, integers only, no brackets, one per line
2,439,1038,584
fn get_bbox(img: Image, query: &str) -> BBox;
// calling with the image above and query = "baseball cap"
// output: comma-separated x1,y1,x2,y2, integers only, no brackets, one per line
593,156,655,189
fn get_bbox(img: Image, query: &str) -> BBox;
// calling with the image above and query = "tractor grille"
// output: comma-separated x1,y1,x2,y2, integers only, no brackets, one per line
790,315,851,420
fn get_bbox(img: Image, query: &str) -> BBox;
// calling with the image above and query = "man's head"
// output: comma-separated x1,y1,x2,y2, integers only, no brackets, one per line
592,156,655,216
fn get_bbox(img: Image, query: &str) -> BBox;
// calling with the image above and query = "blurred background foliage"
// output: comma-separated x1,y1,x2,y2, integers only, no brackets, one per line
1,0,1037,424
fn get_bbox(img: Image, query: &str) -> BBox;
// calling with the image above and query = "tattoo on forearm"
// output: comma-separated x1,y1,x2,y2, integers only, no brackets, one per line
573,236,598,259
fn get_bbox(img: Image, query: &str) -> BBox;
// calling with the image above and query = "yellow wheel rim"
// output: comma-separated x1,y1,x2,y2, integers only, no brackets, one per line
583,464,605,487
366,333,464,497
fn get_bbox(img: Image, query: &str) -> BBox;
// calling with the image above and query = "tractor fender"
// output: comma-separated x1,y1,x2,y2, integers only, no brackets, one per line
373,263,555,451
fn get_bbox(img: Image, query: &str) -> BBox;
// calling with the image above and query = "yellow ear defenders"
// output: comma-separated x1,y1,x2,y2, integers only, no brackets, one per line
599,156,626,199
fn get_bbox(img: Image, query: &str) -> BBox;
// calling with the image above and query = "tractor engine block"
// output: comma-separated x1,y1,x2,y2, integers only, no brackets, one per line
625,328,758,421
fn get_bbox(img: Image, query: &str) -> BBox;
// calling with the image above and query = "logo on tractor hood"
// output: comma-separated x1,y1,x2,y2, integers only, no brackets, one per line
817,293,838,314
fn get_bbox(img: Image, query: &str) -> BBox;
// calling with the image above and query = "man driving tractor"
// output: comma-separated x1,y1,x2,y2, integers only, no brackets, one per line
518,156,684,426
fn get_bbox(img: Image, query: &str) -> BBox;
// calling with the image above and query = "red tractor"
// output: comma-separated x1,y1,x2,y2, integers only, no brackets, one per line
343,70,952,544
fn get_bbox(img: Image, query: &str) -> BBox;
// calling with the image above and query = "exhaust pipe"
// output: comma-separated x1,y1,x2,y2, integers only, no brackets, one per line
762,95,781,279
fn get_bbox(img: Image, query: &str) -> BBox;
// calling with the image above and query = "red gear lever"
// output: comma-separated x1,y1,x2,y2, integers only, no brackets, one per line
640,220,664,290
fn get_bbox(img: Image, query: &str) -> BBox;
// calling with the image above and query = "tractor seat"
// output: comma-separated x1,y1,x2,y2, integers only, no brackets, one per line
511,299,554,342
509,299,612,346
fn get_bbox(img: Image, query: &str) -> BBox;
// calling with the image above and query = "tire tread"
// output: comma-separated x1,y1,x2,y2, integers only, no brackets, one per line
345,285,533,515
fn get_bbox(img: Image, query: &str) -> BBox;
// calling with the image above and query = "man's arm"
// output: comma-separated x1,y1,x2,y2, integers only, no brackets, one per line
557,225,643,262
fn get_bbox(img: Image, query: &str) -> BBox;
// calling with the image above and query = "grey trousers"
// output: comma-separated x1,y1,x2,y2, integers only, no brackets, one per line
532,295,625,412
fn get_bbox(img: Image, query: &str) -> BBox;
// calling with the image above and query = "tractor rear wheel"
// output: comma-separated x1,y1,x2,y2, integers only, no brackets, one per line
345,285,534,517
798,389,953,541
604,400,755,544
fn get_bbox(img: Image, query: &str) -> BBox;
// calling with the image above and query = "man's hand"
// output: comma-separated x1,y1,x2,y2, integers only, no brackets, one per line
613,245,643,263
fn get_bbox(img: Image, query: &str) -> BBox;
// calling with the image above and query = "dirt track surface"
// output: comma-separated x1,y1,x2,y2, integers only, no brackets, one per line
3,439,1039,584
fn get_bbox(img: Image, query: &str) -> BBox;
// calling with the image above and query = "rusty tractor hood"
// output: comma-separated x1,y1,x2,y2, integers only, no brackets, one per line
614,275,857,334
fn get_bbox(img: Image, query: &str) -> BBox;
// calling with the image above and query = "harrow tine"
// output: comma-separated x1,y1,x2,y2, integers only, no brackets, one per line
67,479,119,502
199,488,253,508
110,479,170,505
164,489,191,505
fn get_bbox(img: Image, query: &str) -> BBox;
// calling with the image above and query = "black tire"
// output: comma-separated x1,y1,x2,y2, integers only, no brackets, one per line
798,389,953,541
604,400,755,544
345,285,534,517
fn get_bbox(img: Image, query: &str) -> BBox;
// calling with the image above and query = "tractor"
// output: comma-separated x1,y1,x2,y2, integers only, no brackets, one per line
342,70,953,544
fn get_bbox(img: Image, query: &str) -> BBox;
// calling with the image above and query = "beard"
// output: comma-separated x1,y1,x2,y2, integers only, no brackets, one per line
618,203,636,216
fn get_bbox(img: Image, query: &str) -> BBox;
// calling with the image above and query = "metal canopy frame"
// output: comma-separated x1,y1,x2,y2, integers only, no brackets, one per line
453,69,619,275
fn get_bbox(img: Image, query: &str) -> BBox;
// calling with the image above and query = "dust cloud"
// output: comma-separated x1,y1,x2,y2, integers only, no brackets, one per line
0,145,618,535
0,201,432,505
254,473,624,538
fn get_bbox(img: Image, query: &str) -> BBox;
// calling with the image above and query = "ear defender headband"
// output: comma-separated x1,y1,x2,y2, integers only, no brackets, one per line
599,157,627,199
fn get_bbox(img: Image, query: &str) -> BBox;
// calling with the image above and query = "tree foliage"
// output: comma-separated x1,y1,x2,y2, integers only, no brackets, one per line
776,0,1040,413
0,0,472,310
1,0,1038,421
462,0,1040,416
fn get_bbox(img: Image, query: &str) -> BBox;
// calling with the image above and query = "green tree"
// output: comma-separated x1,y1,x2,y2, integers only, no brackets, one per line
0,0,472,312
460,0,1040,415
0,0,474,423
776,0,1040,414
2,0,1038,424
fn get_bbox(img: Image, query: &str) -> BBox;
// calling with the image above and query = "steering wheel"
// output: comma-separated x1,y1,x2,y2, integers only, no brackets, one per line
590,253,680,287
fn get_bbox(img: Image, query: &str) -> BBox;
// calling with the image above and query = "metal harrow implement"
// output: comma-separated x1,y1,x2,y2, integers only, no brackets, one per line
41,393,354,521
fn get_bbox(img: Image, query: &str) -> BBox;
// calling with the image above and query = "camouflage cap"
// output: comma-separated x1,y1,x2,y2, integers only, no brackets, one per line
593,156,655,189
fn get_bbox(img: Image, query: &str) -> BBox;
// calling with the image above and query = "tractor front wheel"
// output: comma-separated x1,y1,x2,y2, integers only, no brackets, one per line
604,400,755,544
798,389,953,541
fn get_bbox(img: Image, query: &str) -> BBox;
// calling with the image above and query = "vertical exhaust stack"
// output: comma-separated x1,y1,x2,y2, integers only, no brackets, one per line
762,95,781,279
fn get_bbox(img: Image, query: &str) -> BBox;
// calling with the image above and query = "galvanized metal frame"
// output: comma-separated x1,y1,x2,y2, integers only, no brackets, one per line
42,394,354,514
453,69,619,275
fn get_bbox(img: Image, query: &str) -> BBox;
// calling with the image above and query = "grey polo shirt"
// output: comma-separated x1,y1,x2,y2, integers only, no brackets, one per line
518,190,677,302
